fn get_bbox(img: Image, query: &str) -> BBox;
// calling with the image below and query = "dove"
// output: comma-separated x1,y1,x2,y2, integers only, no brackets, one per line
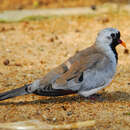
0,28,126,101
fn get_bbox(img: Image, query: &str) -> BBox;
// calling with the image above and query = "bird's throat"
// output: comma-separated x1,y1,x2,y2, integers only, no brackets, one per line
110,43,118,63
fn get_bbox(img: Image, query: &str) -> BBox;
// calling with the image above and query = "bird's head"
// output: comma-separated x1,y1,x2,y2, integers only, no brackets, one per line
96,28,126,49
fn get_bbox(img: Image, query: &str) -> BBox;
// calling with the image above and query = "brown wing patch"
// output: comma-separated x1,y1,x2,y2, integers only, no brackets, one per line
55,53,104,87
55,60,85,86
39,62,71,86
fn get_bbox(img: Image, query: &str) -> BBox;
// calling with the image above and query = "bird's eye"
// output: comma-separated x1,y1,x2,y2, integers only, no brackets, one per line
111,33,115,38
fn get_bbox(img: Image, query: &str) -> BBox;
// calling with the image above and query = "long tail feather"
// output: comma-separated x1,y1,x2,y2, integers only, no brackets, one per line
0,84,31,101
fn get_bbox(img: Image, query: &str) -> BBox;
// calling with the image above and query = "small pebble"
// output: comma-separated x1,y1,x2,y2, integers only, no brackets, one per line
16,5,23,10
102,17,109,23
52,117,56,121
15,63,22,66
0,27,6,32
55,35,58,40
42,115,47,119
9,27,15,31
75,50,79,54
67,111,72,116
3,59,10,66
40,60,44,64
61,106,66,111
91,5,96,10
75,29,80,32
50,37,54,42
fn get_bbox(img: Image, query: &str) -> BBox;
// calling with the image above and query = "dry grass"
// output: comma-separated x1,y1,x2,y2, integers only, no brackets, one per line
0,12,129,129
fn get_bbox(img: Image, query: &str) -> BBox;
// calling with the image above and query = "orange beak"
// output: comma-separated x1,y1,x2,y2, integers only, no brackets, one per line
118,39,126,48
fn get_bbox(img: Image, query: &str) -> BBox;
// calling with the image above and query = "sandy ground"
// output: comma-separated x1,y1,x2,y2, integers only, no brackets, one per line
0,0,129,11
0,12,130,129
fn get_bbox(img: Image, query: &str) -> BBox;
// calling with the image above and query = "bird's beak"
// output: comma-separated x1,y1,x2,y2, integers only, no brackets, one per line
118,39,126,48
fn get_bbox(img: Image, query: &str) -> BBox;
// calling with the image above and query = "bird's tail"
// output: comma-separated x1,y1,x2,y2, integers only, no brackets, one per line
0,84,31,101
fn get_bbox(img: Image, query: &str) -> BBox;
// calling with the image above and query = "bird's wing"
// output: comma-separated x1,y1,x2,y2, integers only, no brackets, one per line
36,45,105,93
53,53,104,89
38,46,95,85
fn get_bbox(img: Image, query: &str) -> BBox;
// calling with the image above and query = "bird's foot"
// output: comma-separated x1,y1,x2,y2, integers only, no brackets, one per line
87,93,101,100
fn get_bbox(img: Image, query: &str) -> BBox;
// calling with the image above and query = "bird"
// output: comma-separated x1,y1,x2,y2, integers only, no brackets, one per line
0,28,126,101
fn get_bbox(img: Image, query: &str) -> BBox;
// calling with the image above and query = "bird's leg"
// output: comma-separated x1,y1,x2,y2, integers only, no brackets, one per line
87,93,101,100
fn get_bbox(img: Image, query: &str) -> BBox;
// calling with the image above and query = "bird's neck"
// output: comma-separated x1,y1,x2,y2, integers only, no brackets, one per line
110,45,118,63
95,43,118,64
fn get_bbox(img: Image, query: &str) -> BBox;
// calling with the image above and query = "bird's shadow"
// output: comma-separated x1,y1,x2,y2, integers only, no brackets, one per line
0,91,129,106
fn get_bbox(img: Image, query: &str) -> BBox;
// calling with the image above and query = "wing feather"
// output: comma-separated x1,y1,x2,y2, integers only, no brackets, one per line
54,53,104,88
38,46,104,91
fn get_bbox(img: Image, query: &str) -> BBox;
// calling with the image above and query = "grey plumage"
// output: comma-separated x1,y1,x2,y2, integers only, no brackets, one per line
0,84,30,101
0,27,126,101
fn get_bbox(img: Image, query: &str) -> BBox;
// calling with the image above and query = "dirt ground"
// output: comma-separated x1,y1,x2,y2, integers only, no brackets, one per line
0,11,130,129
0,0,129,11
